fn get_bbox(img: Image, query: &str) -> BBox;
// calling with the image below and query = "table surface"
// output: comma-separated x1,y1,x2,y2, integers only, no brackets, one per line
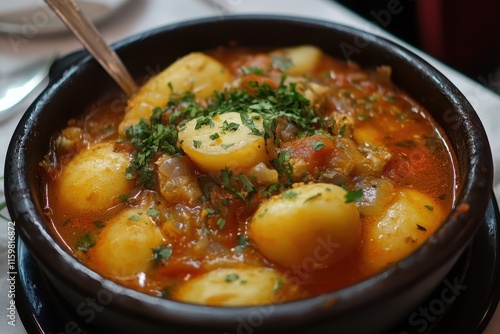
0,1,499,333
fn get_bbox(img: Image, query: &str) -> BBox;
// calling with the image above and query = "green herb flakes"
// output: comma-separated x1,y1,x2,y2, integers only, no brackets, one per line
209,133,220,140
235,234,251,253
124,113,181,189
304,193,322,203
312,141,326,151
216,218,226,229
281,191,298,200
225,273,239,282
221,121,240,133
242,67,264,75
345,189,364,203
151,245,173,266
129,214,141,221
147,208,159,217
338,124,346,137
424,205,434,211
118,194,129,202
76,233,96,253
205,207,219,217
273,279,284,293
195,116,215,130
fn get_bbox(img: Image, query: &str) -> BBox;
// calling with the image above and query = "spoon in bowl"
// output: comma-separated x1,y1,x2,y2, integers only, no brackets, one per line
44,0,137,96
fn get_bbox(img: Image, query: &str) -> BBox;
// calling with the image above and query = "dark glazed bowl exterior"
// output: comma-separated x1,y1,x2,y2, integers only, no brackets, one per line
5,16,493,333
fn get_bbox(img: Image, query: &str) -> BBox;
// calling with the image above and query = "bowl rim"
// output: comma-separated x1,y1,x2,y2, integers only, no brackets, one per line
4,14,494,329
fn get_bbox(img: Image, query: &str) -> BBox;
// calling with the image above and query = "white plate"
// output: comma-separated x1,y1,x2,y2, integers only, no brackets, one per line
0,0,129,35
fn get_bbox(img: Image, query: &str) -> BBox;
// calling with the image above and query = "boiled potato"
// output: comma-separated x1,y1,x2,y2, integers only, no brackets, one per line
249,183,361,267
178,112,270,173
361,188,446,272
271,45,322,75
55,142,133,213
173,267,283,306
91,208,165,278
119,52,232,133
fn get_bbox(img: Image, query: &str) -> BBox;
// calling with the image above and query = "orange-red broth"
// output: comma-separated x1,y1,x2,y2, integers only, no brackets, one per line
42,46,457,305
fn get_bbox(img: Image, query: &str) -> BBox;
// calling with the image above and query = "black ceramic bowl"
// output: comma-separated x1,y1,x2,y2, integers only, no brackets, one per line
5,16,493,334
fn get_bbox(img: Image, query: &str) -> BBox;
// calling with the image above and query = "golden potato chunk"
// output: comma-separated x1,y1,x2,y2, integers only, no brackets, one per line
91,208,165,278
361,188,446,272
178,112,270,173
55,142,133,213
119,52,231,133
173,267,283,306
271,45,323,75
249,183,362,267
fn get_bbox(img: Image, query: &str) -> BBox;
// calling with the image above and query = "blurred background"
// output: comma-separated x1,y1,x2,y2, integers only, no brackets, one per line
335,0,500,95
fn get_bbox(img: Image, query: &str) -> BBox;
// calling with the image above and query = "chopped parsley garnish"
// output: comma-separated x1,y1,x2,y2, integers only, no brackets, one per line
238,174,257,196
193,140,202,148
151,245,173,267
220,168,246,202
338,124,346,137
262,183,281,197
124,107,182,188
281,191,298,200
118,194,129,202
205,207,219,217
216,218,226,229
195,116,215,129
147,208,159,217
235,234,251,252
220,143,235,150
220,168,257,203
312,141,326,151
271,150,293,187
129,214,141,221
242,67,264,75
424,205,434,211
304,193,322,203
345,189,364,203
273,279,284,293
209,133,220,140
220,121,240,132
225,273,240,282
123,75,319,192
76,233,96,253
202,77,319,136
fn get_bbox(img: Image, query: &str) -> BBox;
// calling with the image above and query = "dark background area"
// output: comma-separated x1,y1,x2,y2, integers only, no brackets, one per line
335,0,500,95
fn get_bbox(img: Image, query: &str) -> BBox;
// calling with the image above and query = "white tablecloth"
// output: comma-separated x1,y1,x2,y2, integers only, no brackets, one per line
1,1,499,333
